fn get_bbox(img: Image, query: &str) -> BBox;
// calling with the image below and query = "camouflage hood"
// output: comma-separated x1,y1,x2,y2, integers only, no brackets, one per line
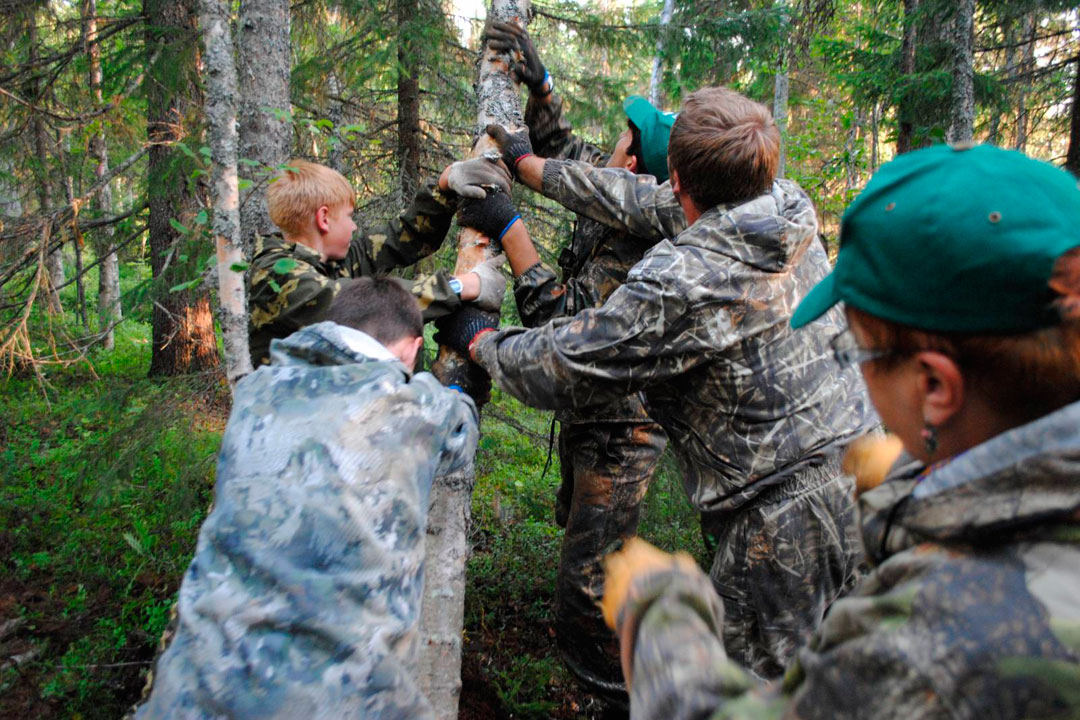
269,320,407,371
678,179,820,273
860,399,1080,562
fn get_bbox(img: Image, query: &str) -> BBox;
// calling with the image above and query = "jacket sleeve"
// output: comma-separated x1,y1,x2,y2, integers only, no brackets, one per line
248,254,340,336
513,262,609,328
525,92,608,166
397,271,462,322
540,160,686,241
472,253,714,410
348,178,459,276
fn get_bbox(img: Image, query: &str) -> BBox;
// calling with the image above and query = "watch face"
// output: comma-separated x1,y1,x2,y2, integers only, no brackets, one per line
449,278,463,295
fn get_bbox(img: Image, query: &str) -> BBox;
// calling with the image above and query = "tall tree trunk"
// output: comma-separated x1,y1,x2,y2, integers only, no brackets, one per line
85,0,122,350
988,19,1016,146
772,0,790,178
1067,54,1080,178
897,0,919,154
947,0,975,143
648,0,676,107
327,70,346,173
422,1,529,716
397,0,422,206
145,0,220,376
237,0,292,256
59,132,90,331
29,20,65,315
201,0,254,388
1015,11,1036,151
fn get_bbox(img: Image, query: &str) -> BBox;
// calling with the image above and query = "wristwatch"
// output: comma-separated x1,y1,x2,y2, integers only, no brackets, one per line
448,277,463,296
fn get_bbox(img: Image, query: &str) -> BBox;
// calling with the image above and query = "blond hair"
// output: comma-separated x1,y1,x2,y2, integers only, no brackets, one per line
668,87,780,209
267,159,355,235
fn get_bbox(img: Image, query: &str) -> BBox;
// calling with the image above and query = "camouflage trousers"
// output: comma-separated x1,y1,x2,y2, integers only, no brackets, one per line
554,420,668,712
700,456,863,679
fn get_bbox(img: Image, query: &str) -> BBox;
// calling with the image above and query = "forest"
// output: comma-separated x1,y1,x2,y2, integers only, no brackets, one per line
1,0,1078,717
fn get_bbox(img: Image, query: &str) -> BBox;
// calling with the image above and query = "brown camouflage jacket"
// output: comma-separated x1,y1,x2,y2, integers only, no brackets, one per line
620,398,1080,720
247,179,462,365
473,165,874,511
516,93,685,423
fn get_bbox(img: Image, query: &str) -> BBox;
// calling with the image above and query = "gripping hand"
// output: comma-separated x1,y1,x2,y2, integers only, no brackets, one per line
434,306,499,357
485,125,533,177
484,21,548,94
445,156,512,200
458,190,519,243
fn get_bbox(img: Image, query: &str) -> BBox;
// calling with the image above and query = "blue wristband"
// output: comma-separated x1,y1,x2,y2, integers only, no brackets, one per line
496,214,522,242
448,384,465,394
536,71,553,97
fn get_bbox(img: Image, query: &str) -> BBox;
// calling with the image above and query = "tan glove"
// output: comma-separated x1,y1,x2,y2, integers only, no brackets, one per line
843,433,905,497
467,254,507,313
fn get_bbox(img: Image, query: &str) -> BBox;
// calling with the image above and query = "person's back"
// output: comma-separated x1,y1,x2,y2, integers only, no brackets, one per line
138,279,478,719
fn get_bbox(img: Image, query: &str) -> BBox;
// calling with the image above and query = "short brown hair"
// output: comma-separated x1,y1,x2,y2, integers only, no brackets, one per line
667,87,780,209
267,159,354,235
325,277,422,346
848,305,1080,426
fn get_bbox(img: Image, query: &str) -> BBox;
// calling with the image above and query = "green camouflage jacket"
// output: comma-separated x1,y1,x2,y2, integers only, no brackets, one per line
622,398,1080,720
247,179,462,365
517,93,685,423
473,165,874,511
136,322,479,719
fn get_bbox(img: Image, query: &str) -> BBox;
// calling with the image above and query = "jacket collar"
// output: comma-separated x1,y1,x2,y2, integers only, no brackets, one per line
268,322,408,373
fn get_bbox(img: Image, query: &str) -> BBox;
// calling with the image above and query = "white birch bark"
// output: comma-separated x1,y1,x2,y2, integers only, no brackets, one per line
421,0,529,716
648,0,676,107
947,0,975,144
85,0,122,350
200,0,253,387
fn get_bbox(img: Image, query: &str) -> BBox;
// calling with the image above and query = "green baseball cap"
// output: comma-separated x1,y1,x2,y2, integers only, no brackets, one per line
791,143,1080,333
623,95,677,183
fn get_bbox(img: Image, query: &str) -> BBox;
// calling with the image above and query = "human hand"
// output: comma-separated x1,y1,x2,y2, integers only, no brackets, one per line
434,306,499,356
467,255,508,312
484,125,533,177
444,156,512,200
458,189,520,242
484,20,548,94
601,537,699,633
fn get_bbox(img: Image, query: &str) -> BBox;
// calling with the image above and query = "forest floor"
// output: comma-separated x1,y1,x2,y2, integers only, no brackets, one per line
0,315,703,719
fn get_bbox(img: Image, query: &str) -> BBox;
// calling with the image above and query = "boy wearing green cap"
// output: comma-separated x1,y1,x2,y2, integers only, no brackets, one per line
597,144,1080,720
470,21,685,710
456,86,876,680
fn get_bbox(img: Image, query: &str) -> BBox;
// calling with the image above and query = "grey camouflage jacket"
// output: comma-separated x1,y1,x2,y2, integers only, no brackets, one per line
516,93,684,423
137,322,478,719
473,163,874,511
621,398,1080,720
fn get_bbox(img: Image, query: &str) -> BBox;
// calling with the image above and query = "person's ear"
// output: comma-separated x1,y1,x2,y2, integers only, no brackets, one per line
315,205,331,233
624,154,638,173
915,351,964,428
669,167,680,194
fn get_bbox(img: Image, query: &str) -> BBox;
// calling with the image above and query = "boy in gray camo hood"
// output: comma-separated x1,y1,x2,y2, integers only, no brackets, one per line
137,278,478,719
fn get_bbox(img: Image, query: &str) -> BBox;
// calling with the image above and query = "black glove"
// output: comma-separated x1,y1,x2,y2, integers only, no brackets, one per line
434,306,499,356
485,125,533,177
458,190,519,241
484,20,548,94
445,156,512,200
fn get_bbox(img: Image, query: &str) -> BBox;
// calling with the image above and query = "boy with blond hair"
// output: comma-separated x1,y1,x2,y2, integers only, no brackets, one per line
247,157,510,365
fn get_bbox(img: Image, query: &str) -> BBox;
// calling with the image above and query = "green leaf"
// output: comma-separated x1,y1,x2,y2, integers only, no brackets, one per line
198,145,212,158
175,142,199,160
228,262,249,272
238,179,253,190
194,209,209,225
169,218,190,235
238,158,261,167
272,258,298,275
168,278,201,293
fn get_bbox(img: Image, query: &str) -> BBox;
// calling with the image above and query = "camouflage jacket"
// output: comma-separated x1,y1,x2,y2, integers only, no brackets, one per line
474,167,874,512
516,93,685,423
137,322,479,720
247,179,463,365
621,398,1080,720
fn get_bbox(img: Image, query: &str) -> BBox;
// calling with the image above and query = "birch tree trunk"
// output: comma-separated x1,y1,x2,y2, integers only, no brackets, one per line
237,0,291,255
772,0,790,179
897,0,919,154
420,1,529,715
29,19,64,315
85,0,122,350
1015,11,1036,151
946,0,975,144
201,0,254,387
648,0,675,107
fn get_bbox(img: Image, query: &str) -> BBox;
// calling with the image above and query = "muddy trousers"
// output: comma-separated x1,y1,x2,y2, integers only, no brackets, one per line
700,459,864,680
554,420,668,711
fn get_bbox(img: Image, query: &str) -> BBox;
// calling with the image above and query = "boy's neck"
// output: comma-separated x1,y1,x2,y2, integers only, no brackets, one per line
283,231,328,261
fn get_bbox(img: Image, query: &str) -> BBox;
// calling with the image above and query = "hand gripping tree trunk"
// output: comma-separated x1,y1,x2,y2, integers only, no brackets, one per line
420,1,529,716
200,0,254,388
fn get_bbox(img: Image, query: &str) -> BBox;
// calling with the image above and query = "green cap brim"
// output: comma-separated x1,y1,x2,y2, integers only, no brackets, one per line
623,95,675,183
791,270,840,329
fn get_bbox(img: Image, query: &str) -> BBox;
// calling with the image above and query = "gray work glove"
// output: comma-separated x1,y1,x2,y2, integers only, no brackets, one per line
485,125,534,178
467,254,508,312
445,156,513,200
484,21,548,94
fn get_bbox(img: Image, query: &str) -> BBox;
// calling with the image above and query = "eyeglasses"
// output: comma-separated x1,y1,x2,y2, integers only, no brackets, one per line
829,328,894,367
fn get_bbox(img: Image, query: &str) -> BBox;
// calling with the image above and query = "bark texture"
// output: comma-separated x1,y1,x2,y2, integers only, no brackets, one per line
85,0,122,350
648,0,675,107
946,0,975,143
1015,12,1037,151
200,0,254,387
397,0,422,205
1067,55,1080,178
237,0,292,255
145,0,220,376
772,0,790,178
29,20,64,315
420,1,529,716
896,0,919,154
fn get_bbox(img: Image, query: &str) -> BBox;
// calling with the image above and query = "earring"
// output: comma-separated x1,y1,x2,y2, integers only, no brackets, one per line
921,422,939,456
